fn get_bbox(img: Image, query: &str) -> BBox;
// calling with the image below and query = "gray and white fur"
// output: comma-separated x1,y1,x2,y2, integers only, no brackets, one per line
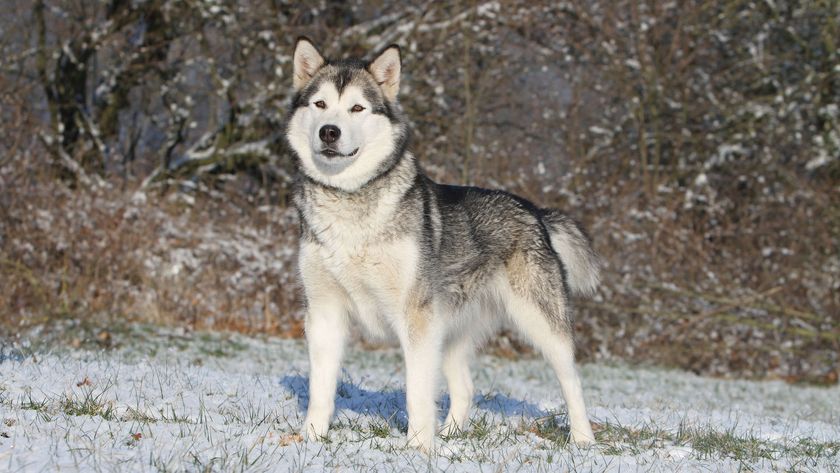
286,37,601,452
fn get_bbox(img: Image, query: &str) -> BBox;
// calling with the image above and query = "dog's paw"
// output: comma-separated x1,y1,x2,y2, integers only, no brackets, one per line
439,418,465,437
300,416,329,441
570,430,597,447
406,430,435,454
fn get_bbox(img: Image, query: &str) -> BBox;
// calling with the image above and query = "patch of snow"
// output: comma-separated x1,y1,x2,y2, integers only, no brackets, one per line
1,333,836,471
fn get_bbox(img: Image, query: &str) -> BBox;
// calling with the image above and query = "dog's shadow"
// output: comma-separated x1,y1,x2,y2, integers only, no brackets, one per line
280,374,548,431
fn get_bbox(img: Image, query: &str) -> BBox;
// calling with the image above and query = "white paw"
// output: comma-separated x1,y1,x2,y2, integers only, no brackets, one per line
301,415,329,441
440,416,465,437
570,430,596,446
407,428,435,454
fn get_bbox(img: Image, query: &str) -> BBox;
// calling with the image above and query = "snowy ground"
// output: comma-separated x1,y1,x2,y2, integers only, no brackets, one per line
1,327,838,472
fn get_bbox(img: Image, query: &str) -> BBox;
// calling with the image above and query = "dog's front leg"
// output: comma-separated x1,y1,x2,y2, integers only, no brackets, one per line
403,317,442,453
301,299,348,441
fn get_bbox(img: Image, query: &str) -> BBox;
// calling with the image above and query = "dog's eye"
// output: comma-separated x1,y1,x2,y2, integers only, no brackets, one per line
314,100,326,109
351,104,365,113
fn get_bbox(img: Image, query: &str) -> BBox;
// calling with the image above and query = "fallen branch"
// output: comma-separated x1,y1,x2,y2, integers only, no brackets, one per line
648,283,825,324
579,297,840,343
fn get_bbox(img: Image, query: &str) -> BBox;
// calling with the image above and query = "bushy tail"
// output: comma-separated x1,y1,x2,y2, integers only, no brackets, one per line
542,211,601,296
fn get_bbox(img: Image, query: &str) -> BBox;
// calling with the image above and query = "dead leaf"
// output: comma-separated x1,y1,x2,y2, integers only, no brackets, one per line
279,433,302,446
97,331,112,346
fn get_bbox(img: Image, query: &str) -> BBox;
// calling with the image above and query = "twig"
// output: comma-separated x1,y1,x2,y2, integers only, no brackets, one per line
649,283,825,324
37,132,105,189
579,296,839,343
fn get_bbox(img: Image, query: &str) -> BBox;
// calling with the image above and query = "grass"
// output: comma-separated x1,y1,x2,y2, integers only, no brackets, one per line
466,413,494,441
6,401,838,470
19,395,49,413
524,414,572,447
157,404,195,425
60,389,117,420
682,427,776,461
363,419,392,439
595,421,840,464
1,329,838,471
123,407,158,423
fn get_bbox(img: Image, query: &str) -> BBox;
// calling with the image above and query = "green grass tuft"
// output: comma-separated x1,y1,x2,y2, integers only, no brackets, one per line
60,390,117,420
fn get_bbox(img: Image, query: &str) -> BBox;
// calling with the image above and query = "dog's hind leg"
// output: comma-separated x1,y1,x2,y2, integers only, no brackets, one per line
505,296,595,445
441,334,475,435
541,330,596,446
501,261,596,445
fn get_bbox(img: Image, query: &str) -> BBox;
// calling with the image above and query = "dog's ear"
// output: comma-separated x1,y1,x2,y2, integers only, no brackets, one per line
293,37,325,90
368,45,401,102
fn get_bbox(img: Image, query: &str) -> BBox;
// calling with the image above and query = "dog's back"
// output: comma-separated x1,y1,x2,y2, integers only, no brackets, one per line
423,181,601,312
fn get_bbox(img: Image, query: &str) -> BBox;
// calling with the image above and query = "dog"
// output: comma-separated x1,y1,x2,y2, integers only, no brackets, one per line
286,37,600,452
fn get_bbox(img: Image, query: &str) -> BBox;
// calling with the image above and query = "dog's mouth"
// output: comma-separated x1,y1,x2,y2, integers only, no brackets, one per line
319,147,359,159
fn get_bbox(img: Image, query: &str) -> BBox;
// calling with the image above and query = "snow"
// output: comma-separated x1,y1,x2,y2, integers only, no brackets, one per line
0,330,838,472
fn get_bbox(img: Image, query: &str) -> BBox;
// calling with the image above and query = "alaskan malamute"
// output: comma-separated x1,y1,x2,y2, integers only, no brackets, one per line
286,38,600,451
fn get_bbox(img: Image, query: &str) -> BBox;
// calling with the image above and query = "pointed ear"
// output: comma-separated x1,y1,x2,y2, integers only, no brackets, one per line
293,37,325,90
368,45,401,102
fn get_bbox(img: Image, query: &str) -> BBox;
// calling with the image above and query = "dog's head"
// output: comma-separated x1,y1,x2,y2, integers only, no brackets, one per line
286,38,408,192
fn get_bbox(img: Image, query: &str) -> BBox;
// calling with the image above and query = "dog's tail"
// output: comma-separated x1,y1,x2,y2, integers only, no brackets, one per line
542,210,601,297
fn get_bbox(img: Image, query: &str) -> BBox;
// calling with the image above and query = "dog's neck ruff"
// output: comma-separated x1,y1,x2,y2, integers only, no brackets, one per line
294,152,419,248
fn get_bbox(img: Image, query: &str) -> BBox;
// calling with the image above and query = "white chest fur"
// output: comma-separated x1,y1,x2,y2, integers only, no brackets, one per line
299,183,419,341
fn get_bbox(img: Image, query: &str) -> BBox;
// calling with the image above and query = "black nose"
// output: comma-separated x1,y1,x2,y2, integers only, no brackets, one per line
319,125,341,144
